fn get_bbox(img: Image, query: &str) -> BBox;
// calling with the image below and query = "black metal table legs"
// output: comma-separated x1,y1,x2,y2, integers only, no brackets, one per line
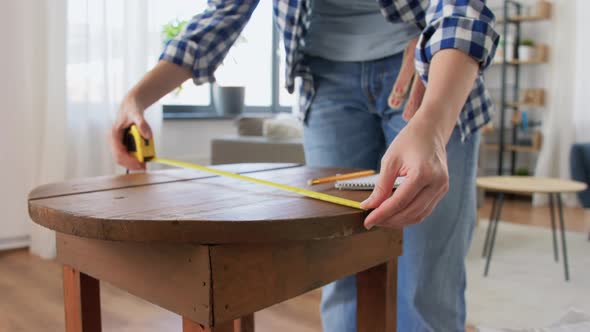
483,193,504,277
482,192,570,281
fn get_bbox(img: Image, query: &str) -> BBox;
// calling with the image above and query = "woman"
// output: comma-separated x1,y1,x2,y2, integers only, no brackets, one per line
109,0,498,330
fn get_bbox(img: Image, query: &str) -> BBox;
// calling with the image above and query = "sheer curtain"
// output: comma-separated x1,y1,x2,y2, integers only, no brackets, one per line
532,0,580,207
29,0,175,257
66,0,163,178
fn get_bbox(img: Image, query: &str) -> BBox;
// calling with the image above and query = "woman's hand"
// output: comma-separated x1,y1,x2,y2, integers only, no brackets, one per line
109,93,152,170
108,61,192,170
360,115,449,229
361,49,480,229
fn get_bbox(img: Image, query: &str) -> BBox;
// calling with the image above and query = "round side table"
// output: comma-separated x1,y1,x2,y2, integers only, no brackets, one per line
476,176,587,281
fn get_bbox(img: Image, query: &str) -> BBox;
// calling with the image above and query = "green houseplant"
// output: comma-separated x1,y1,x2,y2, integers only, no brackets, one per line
518,38,536,61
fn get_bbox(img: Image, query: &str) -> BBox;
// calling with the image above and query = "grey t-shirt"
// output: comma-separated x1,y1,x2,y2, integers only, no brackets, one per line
303,0,421,62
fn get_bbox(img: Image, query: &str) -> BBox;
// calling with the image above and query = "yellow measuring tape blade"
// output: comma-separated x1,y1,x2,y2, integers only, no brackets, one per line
151,158,364,210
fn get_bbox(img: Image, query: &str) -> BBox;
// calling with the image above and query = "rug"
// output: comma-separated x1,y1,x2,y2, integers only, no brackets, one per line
466,220,590,330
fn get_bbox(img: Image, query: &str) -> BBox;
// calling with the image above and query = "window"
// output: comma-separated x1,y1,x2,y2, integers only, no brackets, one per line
150,1,293,118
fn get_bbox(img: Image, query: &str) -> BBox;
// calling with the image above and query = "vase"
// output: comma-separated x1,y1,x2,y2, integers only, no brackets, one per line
213,84,245,116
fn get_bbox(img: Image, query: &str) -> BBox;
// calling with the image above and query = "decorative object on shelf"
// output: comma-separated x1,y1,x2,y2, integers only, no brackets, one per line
515,167,530,176
521,88,545,106
533,0,552,19
518,39,536,61
534,44,549,62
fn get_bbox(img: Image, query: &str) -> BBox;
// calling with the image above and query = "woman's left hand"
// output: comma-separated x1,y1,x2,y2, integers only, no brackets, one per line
360,114,450,229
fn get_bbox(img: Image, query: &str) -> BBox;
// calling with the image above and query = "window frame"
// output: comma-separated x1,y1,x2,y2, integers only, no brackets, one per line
162,18,291,119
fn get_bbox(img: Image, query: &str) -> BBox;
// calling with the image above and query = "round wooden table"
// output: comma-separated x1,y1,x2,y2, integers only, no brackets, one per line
28,163,401,332
476,176,587,281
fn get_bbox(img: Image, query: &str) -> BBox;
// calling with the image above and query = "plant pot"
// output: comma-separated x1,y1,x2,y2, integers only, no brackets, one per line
213,84,245,116
518,45,535,61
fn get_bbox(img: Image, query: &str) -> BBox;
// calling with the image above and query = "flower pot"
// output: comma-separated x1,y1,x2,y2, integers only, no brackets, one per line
518,45,535,61
213,84,245,116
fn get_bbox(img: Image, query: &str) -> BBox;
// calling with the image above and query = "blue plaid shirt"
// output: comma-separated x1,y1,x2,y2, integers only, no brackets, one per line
160,0,499,140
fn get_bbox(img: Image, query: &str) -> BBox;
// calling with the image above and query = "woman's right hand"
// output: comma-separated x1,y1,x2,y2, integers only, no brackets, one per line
109,92,153,170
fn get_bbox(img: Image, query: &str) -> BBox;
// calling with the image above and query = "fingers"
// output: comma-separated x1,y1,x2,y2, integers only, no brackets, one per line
109,110,149,170
360,158,401,210
109,126,145,170
133,112,153,139
363,174,426,229
402,75,426,121
377,185,446,228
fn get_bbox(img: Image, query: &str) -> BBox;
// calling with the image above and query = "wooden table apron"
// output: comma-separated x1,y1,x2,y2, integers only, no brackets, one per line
28,163,403,331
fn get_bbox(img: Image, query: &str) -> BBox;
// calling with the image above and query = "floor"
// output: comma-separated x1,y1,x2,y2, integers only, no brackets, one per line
1,197,588,332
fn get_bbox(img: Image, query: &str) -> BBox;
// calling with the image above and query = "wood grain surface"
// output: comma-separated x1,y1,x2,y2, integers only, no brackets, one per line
57,233,213,325
208,229,402,324
29,164,375,243
63,265,102,332
357,260,397,332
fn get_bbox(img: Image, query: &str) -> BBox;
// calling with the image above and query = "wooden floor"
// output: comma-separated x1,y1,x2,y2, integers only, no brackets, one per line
1,197,588,332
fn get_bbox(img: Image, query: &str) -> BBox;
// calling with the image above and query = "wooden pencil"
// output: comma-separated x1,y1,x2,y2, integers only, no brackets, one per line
307,170,376,185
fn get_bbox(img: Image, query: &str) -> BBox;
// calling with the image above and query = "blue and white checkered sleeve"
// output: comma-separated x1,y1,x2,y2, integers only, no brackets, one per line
159,0,259,85
415,0,500,80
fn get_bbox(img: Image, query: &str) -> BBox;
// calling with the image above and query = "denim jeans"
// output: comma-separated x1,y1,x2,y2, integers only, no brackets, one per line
303,53,480,332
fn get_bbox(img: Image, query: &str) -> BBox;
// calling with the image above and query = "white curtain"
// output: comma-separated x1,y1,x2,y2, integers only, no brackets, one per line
66,0,163,179
533,0,579,207
22,0,164,258
0,0,66,258
573,0,590,143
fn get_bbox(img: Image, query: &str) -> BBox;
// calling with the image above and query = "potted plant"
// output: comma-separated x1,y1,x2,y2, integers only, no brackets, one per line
212,35,248,116
518,39,536,61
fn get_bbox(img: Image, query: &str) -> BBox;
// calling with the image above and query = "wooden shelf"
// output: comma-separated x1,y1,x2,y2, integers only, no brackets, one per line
492,59,547,66
497,15,550,24
482,143,541,153
505,102,545,109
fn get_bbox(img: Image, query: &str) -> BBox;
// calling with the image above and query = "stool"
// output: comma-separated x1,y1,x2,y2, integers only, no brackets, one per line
476,176,586,281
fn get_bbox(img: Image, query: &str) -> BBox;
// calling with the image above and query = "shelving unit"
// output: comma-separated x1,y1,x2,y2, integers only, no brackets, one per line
486,0,551,175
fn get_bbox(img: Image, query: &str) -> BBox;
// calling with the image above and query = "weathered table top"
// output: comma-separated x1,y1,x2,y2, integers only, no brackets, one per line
29,163,374,243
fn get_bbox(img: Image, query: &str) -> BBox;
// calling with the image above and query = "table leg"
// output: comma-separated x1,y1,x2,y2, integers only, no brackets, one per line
548,194,559,262
556,194,570,281
356,259,397,332
234,314,254,332
63,265,102,332
484,193,504,277
482,194,498,258
182,315,253,332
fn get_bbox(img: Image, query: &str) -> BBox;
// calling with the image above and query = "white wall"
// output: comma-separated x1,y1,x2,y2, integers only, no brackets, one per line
573,0,590,142
0,1,45,249
159,119,236,165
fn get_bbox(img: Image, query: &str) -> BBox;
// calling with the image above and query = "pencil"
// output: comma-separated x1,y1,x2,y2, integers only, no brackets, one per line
307,170,376,185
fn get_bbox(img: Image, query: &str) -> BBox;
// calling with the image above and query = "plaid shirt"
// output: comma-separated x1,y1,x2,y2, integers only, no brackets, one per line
161,0,499,140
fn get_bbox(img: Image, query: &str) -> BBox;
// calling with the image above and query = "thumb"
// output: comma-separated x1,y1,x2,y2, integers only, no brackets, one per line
402,75,426,121
361,159,401,209
133,112,153,139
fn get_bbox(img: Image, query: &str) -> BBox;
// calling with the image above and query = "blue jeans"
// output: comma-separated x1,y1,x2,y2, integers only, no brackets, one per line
303,53,480,332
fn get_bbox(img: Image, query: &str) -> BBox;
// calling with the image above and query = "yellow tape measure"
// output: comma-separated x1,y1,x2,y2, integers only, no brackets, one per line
124,125,363,210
